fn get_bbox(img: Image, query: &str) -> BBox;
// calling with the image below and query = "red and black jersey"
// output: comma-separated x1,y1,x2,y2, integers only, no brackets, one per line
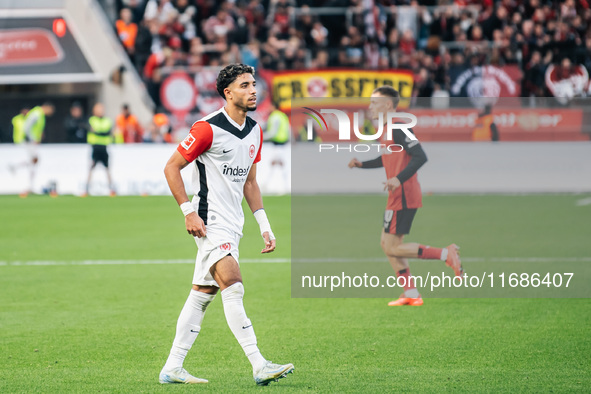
361,127,427,211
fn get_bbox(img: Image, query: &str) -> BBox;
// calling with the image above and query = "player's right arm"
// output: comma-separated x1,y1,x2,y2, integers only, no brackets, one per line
164,121,213,238
164,151,206,238
348,156,383,169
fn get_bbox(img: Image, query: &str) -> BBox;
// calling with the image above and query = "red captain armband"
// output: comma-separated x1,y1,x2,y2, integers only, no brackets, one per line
177,121,213,162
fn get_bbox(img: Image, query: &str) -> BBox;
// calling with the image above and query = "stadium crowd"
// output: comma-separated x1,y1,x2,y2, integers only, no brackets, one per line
110,0,591,106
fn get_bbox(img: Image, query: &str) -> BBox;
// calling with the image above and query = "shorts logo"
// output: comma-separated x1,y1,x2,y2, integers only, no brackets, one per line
220,243,231,251
181,134,196,150
249,144,256,158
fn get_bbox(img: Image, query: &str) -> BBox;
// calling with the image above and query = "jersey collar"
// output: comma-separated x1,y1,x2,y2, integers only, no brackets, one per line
221,107,245,131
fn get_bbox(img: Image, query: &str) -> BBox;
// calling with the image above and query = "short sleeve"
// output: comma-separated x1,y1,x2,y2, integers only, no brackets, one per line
253,124,263,164
177,121,213,162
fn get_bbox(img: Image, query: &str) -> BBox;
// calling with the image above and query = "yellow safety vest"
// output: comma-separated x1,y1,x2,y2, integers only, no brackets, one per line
88,116,113,146
12,113,26,143
267,110,290,144
24,106,45,142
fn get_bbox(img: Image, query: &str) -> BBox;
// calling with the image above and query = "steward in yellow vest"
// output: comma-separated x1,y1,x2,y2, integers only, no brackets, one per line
84,103,116,196
265,105,290,145
12,109,28,143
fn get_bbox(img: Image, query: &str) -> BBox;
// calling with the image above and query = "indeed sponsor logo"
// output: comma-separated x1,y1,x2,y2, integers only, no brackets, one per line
222,163,250,177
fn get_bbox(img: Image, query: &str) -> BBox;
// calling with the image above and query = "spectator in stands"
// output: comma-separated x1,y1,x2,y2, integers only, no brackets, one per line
108,0,591,103
64,102,88,144
116,7,138,61
116,104,144,143
202,5,235,51
134,20,154,73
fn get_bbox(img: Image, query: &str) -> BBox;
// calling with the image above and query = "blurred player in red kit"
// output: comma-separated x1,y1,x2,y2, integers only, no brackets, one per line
348,86,463,306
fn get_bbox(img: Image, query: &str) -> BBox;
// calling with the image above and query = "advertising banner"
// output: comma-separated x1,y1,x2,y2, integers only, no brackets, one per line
291,105,586,142
0,17,96,83
270,69,414,110
449,64,522,107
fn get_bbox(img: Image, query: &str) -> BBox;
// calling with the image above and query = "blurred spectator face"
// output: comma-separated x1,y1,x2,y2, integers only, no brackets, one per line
418,68,428,81
493,29,503,43
533,23,543,37
533,9,545,23
561,58,572,69
300,6,312,25
522,20,533,36
496,7,508,20
512,12,521,26
93,103,104,117
71,106,82,118
472,25,483,41
572,16,582,29
120,8,132,24
530,51,541,64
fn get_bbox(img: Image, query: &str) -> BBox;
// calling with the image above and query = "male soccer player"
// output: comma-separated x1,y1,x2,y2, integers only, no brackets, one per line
348,86,463,306
159,64,294,385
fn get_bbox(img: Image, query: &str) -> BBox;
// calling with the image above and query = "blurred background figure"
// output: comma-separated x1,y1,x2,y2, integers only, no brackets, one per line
9,103,54,197
115,104,144,143
64,102,88,144
261,101,290,194
144,111,171,143
85,103,116,197
116,7,138,64
11,107,29,144
472,104,499,142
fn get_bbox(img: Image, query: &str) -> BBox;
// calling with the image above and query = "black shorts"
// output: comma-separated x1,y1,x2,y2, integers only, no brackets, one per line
384,209,417,235
91,145,109,167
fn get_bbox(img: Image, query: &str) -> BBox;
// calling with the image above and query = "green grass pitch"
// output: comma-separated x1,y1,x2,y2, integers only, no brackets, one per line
0,194,590,392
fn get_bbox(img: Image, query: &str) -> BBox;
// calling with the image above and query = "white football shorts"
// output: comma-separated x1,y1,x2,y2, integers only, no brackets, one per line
192,226,241,287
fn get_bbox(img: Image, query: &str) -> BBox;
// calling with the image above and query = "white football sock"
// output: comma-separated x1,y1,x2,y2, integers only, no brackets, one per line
163,289,215,371
221,282,267,372
405,288,420,298
440,248,449,261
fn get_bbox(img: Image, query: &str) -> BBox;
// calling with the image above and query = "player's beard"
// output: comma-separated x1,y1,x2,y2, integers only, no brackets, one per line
242,99,257,112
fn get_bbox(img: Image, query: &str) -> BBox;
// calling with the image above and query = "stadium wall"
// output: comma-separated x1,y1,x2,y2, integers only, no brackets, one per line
1,142,590,195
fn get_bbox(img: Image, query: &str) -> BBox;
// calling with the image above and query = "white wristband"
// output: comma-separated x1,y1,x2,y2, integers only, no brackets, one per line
180,201,195,216
253,209,275,240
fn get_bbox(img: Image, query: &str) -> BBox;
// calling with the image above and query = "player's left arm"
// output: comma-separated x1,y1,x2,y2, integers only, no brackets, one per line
244,163,276,253
385,129,428,191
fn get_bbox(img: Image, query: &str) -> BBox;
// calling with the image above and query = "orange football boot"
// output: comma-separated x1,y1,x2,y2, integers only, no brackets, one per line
388,294,424,306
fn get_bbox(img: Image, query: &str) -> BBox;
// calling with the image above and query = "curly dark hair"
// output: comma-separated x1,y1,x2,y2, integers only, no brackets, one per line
216,63,256,100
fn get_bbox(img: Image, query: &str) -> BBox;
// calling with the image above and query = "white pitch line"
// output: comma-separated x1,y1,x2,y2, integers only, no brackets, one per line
0,257,590,267
0,258,290,266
